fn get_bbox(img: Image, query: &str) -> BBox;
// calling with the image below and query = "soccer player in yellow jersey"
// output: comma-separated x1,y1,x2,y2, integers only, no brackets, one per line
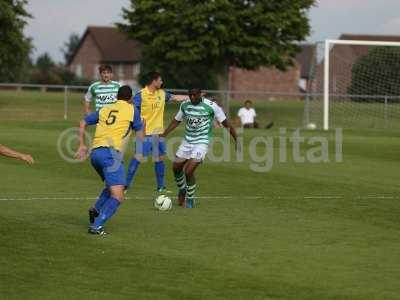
126,71,187,193
75,85,143,235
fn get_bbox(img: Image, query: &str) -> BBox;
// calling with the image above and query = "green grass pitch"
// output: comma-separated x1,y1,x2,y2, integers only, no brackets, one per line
0,90,400,299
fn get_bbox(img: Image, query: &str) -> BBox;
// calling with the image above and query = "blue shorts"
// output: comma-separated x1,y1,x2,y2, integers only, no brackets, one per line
90,147,126,187
135,135,166,157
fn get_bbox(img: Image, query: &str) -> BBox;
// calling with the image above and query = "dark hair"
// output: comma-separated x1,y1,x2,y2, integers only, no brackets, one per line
117,85,132,101
99,64,112,73
244,100,252,105
145,71,161,85
188,88,202,96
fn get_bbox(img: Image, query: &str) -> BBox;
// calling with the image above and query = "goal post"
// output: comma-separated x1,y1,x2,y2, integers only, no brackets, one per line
308,39,400,130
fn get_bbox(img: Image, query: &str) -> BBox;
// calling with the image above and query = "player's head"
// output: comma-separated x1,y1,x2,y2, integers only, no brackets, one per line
188,88,202,105
244,100,252,109
117,85,133,102
146,71,163,89
99,65,113,82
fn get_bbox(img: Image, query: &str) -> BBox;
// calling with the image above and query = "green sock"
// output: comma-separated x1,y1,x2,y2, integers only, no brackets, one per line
174,170,186,195
186,179,196,201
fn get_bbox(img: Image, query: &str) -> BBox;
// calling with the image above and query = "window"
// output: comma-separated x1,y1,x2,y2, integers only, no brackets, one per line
133,63,141,77
75,64,82,77
94,64,100,79
118,64,124,79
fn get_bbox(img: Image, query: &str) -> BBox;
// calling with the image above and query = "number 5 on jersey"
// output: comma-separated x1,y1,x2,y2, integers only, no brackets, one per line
106,110,118,125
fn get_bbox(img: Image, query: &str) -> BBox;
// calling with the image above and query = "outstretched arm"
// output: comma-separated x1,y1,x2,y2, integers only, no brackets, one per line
161,119,181,138
83,101,91,114
0,144,34,164
221,119,237,142
75,120,89,160
170,94,189,102
75,111,99,160
221,119,240,151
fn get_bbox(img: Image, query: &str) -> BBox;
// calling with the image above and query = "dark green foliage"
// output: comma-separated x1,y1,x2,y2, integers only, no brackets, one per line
29,53,91,85
61,33,80,65
118,0,314,88
0,0,32,82
137,55,218,89
348,47,400,102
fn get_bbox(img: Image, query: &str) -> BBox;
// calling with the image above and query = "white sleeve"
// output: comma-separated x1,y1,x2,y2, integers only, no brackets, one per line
213,103,227,123
84,87,92,103
237,108,243,117
252,108,256,117
174,106,184,121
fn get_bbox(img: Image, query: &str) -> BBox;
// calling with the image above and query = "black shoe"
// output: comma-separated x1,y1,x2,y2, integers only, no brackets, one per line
88,208,99,224
88,226,107,235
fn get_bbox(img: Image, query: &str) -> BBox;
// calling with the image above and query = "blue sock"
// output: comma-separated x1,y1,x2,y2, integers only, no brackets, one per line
92,197,121,229
93,188,110,212
126,158,140,189
154,161,165,190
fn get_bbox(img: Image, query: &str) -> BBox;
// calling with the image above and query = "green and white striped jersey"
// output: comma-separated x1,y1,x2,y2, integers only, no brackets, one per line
85,81,121,111
175,98,226,145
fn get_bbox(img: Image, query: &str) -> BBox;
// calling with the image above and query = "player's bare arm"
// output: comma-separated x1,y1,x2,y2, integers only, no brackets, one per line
83,101,91,114
170,94,189,102
161,119,181,138
221,119,240,151
75,120,89,160
0,144,34,164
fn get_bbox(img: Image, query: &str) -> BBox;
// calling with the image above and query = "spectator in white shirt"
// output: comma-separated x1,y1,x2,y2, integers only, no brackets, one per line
237,100,258,128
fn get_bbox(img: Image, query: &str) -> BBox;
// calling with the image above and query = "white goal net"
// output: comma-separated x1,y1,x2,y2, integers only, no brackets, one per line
306,39,400,130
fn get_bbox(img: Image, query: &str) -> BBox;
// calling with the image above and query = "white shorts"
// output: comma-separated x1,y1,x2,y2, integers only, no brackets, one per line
175,140,208,161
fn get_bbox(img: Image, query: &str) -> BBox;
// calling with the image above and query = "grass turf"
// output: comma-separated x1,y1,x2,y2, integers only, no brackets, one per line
0,90,400,299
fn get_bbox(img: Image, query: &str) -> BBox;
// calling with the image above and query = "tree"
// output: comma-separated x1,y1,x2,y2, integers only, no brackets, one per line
118,0,314,91
137,54,218,89
0,0,32,82
348,47,400,102
61,33,80,64
30,52,92,85
30,53,60,84
36,52,54,72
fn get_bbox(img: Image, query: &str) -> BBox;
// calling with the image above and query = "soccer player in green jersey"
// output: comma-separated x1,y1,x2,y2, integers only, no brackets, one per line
84,65,121,113
162,88,239,208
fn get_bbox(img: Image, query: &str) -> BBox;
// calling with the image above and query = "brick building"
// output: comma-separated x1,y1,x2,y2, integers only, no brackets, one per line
69,26,315,96
68,26,142,89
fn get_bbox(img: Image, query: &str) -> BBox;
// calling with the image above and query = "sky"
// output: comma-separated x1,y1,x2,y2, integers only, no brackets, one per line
24,0,400,63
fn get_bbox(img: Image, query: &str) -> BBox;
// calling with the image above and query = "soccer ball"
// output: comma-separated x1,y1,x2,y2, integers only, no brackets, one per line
307,123,317,130
154,195,172,211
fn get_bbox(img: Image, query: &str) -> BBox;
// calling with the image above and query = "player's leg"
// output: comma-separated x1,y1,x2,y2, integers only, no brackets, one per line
89,148,126,235
173,159,187,206
173,140,192,205
90,185,125,234
126,136,151,190
183,143,208,208
184,159,201,208
89,187,110,224
153,136,167,192
88,149,110,223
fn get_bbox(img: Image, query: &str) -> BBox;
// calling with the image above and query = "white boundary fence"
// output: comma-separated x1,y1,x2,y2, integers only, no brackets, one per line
0,83,88,120
1,82,400,128
0,82,310,122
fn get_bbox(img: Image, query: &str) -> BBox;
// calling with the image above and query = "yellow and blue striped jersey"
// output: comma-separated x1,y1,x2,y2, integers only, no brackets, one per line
85,100,142,151
134,87,172,135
